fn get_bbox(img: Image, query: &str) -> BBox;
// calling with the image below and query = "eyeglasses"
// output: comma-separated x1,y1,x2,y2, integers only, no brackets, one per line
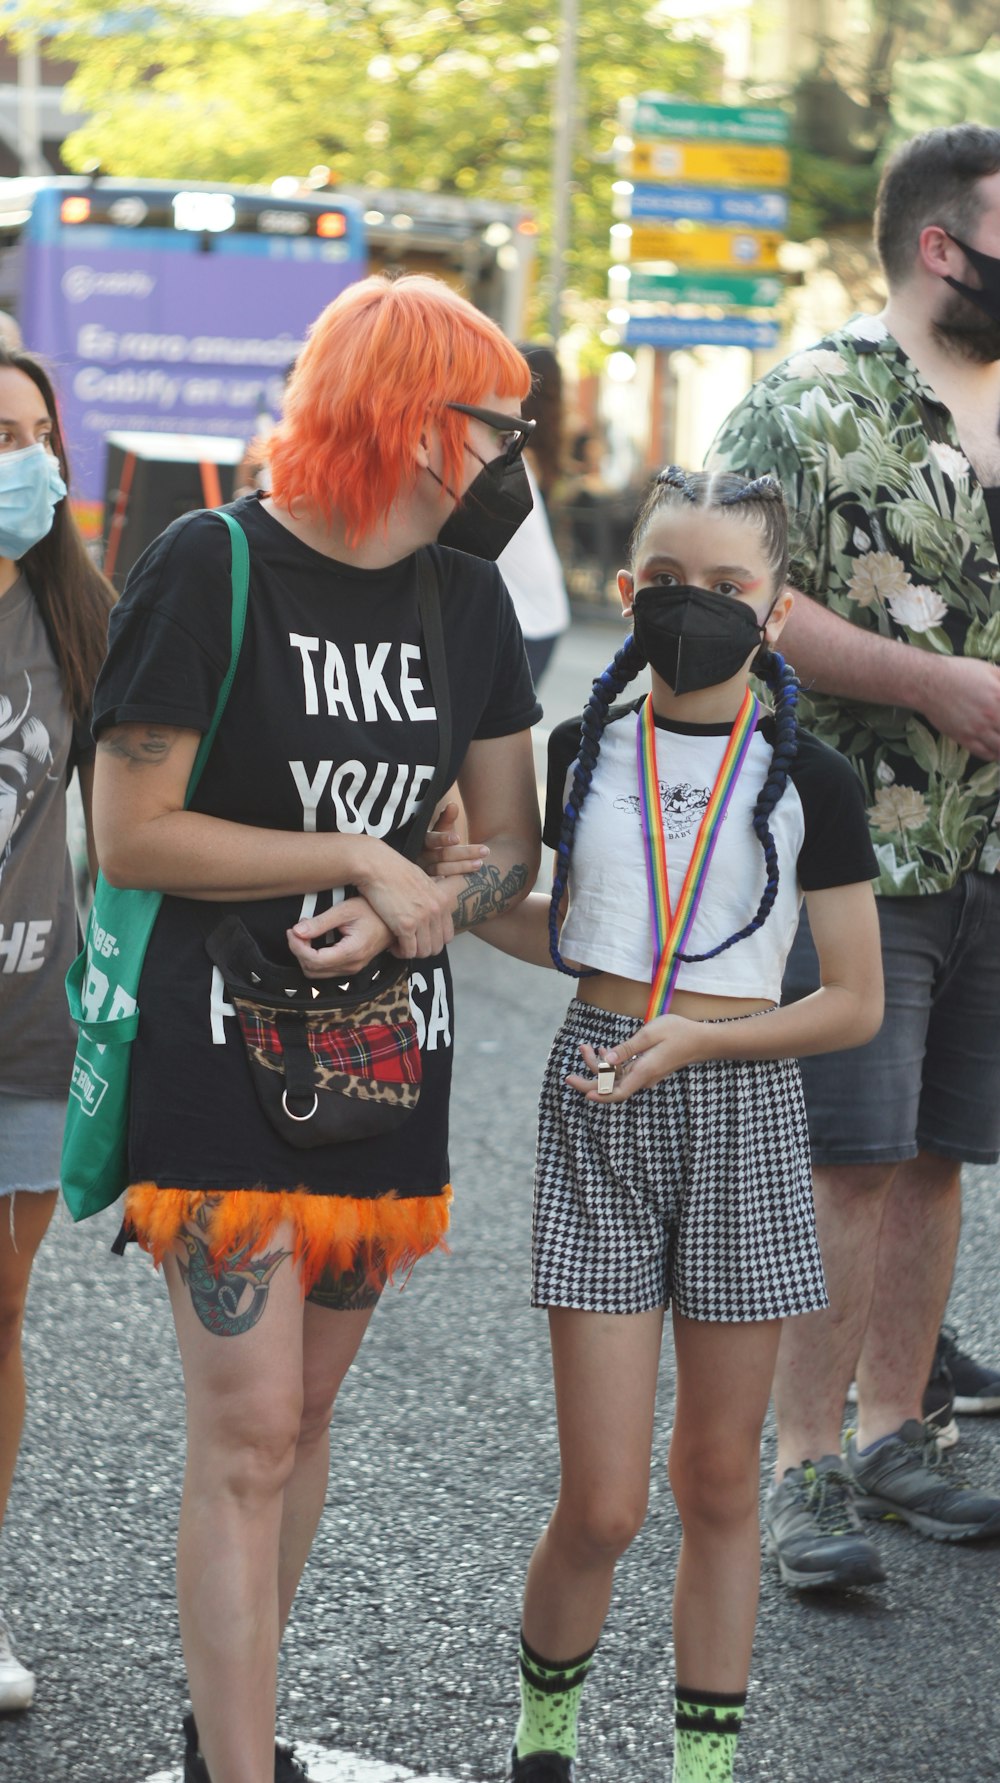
446,401,536,465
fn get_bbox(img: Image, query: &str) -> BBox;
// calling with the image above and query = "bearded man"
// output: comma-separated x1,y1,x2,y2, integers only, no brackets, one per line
711,124,1000,1591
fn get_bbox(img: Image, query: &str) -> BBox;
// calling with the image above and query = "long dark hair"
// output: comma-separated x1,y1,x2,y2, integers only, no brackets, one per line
548,466,799,976
5,346,115,725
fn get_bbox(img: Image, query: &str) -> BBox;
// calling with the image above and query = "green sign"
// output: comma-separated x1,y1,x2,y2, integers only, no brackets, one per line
630,97,789,145
625,269,783,307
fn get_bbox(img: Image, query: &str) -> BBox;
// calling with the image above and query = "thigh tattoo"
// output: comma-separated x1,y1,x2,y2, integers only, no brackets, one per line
176,1198,293,1337
306,1253,385,1313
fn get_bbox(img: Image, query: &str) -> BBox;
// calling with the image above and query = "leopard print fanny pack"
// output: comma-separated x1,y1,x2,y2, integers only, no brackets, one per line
206,915,421,1149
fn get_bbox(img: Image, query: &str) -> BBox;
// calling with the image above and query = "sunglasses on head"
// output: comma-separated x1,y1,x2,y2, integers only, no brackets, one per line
446,401,536,465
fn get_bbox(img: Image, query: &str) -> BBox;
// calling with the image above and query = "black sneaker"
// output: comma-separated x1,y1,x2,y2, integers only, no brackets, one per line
936,1326,1000,1414
764,1455,886,1589
845,1354,959,1449
845,1419,1000,1541
510,1740,575,1781
183,1712,311,1782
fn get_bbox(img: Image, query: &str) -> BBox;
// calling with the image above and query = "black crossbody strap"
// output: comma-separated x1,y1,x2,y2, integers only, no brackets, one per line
399,548,453,862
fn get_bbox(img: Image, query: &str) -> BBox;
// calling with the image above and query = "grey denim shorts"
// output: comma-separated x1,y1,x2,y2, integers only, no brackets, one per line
0,1092,67,1196
783,873,1000,1167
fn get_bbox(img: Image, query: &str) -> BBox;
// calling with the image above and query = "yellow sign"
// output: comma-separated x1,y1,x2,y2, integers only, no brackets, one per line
631,140,790,190
628,224,783,272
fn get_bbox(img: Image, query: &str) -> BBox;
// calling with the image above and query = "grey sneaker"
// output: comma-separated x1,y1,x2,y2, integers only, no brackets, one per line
845,1418,1000,1541
764,1455,886,1589
0,1610,35,1711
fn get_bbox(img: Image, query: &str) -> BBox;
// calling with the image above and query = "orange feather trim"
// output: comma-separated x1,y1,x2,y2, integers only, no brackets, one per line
123,1184,452,1296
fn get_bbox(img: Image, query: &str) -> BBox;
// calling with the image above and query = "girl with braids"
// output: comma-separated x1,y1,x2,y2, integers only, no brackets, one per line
0,345,114,1709
427,467,883,1782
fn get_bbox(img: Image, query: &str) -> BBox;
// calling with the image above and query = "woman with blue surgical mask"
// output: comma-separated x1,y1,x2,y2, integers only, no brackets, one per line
0,347,114,1711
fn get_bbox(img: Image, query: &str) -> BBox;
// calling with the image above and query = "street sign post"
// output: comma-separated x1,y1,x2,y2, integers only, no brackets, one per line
627,224,783,272
622,268,784,307
612,93,790,361
628,183,788,230
631,97,789,144
630,140,790,190
625,316,781,350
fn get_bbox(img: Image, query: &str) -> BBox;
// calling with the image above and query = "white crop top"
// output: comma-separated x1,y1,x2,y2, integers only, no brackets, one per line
543,699,876,1004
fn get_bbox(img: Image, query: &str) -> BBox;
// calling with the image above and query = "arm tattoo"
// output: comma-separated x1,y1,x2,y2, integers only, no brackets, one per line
176,1202,292,1337
453,860,529,930
98,725,179,767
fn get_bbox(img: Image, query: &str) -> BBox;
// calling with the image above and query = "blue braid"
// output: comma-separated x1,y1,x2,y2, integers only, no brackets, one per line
549,633,645,975
676,648,799,962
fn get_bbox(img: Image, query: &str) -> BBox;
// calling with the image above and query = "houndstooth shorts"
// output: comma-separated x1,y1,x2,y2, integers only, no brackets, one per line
532,1001,828,1323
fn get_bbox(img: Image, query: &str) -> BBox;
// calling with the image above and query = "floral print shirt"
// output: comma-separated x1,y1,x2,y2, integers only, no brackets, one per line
709,313,1000,896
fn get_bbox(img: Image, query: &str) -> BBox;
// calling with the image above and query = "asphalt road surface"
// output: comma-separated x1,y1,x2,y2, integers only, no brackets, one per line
3,616,1000,1783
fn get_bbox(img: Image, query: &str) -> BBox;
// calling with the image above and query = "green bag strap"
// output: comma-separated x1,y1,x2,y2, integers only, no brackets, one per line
185,509,249,806
66,510,249,1031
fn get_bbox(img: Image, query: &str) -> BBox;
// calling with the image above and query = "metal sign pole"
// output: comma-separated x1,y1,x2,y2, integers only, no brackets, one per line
548,0,579,341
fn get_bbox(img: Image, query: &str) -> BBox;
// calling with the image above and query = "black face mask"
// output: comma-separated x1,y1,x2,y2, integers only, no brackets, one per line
942,232,1000,325
631,584,769,695
436,452,533,560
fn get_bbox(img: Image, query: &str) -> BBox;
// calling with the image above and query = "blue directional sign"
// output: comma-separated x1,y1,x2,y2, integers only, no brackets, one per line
624,316,782,350
629,183,789,230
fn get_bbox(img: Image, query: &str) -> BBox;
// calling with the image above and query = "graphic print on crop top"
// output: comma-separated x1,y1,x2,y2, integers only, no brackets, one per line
544,699,877,1005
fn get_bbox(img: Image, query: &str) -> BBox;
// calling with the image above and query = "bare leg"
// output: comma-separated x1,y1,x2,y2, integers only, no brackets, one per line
855,1150,961,1448
521,1307,663,1660
0,1190,57,1530
773,1163,894,1479
670,1313,781,1691
277,1291,377,1637
165,1215,306,1783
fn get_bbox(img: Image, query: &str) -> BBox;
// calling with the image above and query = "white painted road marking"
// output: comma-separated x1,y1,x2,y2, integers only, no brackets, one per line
144,1744,478,1783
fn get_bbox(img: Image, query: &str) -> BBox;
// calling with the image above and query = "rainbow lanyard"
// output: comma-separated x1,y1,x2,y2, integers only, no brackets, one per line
636,687,761,1020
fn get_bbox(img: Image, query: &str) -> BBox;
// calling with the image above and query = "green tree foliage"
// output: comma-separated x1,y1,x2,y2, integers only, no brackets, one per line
786,0,1000,241
26,0,720,311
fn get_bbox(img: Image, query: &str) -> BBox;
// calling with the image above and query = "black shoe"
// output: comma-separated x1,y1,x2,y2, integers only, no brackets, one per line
936,1326,1000,1414
183,1712,311,1782
922,1347,958,1447
510,1739,575,1781
846,1355,959,1450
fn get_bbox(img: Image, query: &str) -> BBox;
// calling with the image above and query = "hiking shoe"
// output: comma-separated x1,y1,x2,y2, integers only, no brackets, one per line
510,1741,575,1781
764,1455,886,1589
936,1326,1000,1414
0,1610,34,1712
846,1353,959,1449
845,1419,1000,1541
183,1712,311,1781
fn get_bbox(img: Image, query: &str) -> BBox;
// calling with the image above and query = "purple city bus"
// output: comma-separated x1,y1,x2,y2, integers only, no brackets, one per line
0,176,366,544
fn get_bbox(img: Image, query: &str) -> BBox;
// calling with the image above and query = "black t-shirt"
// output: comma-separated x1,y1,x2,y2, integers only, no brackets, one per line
92,496,541,1197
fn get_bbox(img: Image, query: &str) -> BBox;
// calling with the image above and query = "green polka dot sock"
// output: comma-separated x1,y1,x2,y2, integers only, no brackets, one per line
673,1686,747,1782
514,1632,597,1760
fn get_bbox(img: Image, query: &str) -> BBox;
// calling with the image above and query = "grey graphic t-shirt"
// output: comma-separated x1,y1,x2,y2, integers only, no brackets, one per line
0,574,81,1097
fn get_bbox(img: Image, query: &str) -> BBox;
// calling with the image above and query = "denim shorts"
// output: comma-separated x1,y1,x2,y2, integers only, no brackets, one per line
783,872,1000,1167
0,1092,67,1195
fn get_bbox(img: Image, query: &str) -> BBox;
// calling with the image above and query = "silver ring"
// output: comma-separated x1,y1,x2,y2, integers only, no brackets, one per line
282,1089,319,1122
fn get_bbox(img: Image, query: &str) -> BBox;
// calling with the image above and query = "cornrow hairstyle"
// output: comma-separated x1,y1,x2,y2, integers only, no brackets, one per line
549,467,799,976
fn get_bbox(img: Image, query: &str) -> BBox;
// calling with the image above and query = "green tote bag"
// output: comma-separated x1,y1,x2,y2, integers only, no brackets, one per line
61,510,249,1221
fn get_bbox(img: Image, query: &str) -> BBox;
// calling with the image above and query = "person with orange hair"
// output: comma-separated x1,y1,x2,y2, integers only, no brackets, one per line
89,274,542,1783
